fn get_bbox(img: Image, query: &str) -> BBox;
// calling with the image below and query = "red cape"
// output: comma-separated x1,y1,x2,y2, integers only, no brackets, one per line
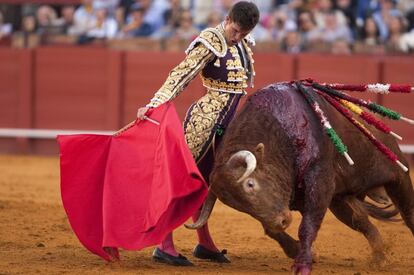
58,103,208,261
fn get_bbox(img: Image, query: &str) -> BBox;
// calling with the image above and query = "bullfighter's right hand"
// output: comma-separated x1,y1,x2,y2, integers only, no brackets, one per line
137,107,150,120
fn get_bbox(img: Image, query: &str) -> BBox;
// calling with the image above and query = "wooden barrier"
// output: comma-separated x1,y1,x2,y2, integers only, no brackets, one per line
0,48,33,152
0,47,413,154
34,47,114,130
381,56,414,144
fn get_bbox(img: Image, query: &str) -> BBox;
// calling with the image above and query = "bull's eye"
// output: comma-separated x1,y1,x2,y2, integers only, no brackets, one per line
247,180,255,188
242,179,259,194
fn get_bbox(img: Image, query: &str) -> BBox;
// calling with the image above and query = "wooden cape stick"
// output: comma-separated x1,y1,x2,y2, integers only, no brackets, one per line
113,116,160,137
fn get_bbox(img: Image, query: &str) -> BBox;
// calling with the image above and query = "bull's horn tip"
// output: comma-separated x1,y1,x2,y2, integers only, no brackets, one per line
184,223,197,230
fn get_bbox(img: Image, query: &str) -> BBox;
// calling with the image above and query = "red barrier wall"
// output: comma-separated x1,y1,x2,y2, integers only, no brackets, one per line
0,47,413,154
253,53,295,89
34,47,117,130
381,56,414,144
0,49,33,153
123,51,205,122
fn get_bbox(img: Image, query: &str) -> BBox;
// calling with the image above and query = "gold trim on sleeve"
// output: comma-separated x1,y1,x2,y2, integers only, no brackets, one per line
146,44,214,108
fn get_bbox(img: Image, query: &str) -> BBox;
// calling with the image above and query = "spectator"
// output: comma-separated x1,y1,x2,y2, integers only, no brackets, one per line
358,16,381,46
205,11,223,28
54,5,76,34
69,0,97,36
262,9,297,42
171,9,199,41
120,3,152,37
21,14,37,34
313,0,348,29
397,0,414,15
397,0,414,31
118,0,135,20
356,0,381,27
385,14,407,53
297,10,322,48
334,0,357,33
0,11,12,39
399,29,414,53
114,6,126,31
191,0,214,27
135,0,169,34
35,5,60,35
163,0,183,29
86,8,118,39
320,11,353,43
281,30,303,53
213,0,235,17
372,0,403,41
14,13,38,48
331,38,352,54
246,0,276,19
149,0,183,39
354,16,386,54
93,0,120,16
281,0,307,21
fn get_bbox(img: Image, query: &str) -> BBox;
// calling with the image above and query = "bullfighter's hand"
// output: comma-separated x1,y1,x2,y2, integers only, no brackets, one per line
137,107,150,120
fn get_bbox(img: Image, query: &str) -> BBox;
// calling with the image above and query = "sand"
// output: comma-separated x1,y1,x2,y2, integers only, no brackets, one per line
0,155,413,275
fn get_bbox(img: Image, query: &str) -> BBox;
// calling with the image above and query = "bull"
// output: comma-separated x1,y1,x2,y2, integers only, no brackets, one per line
187,82,414,274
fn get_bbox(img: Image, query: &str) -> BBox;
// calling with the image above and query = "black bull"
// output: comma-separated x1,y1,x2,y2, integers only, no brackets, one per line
187,82,414,274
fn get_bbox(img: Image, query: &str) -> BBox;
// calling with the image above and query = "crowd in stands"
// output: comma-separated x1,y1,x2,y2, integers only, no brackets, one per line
1,0,414,54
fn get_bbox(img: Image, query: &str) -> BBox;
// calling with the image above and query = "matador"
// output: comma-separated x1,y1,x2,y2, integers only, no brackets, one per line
137,1,260,266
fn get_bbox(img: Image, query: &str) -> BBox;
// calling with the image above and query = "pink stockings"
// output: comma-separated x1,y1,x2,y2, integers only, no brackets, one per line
157,210,219,256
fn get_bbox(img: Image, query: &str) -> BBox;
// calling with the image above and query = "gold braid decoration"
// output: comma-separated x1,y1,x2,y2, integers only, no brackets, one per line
146,43,214,108
184,90,231,160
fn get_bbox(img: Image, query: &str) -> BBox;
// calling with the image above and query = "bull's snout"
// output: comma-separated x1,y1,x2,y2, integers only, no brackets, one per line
275,210,292,230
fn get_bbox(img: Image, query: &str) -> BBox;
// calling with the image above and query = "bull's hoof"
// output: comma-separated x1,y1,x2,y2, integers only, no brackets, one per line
193,244,230,263
152,248,194,266
292,263,312,275
370,252,388,268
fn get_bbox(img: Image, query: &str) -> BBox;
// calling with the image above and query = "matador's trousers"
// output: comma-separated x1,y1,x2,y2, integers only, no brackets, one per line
183,90,243,184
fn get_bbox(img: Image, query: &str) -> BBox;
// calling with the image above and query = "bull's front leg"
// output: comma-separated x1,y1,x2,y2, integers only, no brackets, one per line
293,170,335,275
293,208,327,275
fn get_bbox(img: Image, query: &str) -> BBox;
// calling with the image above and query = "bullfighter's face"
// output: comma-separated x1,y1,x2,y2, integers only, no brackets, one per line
210,144,293,233
223,16,251,46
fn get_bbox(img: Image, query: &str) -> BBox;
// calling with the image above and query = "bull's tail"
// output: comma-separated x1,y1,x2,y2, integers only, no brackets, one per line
362,201,401,222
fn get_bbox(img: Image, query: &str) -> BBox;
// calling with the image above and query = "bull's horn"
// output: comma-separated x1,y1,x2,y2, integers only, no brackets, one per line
227,150,257,183
185,191,217,230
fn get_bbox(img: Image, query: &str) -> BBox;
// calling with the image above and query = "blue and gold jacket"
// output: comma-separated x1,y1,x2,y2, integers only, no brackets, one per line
146,23,255,108
146,23,255,160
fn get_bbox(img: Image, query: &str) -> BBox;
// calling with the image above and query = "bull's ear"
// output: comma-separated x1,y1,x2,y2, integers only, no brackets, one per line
255,143,265,162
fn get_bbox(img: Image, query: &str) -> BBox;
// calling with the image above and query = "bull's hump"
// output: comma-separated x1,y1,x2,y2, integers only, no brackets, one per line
248,82,321,185
249,83,295,115
248,83,312,130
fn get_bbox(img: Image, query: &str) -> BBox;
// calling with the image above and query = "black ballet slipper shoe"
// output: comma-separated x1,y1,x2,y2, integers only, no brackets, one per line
193,244,230,263
152,248,194,266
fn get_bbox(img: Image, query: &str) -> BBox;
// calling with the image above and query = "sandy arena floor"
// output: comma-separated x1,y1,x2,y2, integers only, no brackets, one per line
0,155,413,275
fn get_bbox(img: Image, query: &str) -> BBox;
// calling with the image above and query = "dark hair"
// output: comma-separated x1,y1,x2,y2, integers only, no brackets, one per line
228,1,260,31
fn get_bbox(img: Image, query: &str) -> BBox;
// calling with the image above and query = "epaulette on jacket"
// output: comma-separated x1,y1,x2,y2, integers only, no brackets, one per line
185,27,228,58
244,34,256,46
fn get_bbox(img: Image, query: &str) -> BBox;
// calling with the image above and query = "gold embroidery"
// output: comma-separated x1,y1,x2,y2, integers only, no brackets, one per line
198,29,227,56
226,58,242,69
185,26,227,58
200,77,247,93
184,90,231,160
214,58,221,67
147,44,214,108
242,39,255,87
